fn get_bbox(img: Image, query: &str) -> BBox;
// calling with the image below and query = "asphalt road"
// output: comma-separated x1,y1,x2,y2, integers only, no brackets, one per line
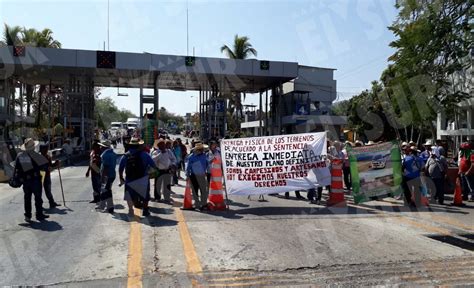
0,143,473,287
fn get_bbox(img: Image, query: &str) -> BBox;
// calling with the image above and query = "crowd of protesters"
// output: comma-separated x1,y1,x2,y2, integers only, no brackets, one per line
10,133,474,222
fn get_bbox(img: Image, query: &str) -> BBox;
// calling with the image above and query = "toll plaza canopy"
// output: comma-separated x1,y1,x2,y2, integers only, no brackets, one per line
0,46,298,93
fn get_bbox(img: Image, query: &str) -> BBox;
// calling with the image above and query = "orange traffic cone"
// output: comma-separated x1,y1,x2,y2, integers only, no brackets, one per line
453,177,463,206
327,159,346,207
181,178,194,210
208,156,227,211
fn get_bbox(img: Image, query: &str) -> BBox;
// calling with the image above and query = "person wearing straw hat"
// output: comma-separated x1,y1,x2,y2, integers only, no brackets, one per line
119,137,157,217
86,140,102,204
186,142,210,211
96,140,117,214
13,138,49,222
425,146,448,205
420,140,433,164
401,145,424,207
151,139,176,204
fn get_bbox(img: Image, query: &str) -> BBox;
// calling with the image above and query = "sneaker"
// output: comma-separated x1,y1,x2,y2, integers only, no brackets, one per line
107,208,114,214
36,214,50,221
24,216,32,222
142,209,150,217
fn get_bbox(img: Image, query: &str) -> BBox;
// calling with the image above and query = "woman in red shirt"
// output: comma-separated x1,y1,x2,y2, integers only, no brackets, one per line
459,142,474,201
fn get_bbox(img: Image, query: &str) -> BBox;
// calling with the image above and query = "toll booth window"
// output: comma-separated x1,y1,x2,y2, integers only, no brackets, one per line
97,51,116,69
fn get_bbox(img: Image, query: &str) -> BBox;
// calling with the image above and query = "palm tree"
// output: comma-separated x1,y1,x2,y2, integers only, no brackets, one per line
20,28,40,116
33,28,61,125
0,24,22,46
220,34,257,59
220,35,257,132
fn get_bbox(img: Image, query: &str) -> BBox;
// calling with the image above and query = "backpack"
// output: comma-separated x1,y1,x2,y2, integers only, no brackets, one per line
125,151,145,181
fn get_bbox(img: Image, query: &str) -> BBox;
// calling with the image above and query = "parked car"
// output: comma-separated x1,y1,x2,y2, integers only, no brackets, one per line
371,154,387,169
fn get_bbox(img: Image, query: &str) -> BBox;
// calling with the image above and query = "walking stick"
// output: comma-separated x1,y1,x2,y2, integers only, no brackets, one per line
57,161,66,206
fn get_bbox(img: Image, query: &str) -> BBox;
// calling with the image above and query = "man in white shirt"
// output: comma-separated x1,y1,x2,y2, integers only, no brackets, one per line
151,139,176,203
62,138,74,166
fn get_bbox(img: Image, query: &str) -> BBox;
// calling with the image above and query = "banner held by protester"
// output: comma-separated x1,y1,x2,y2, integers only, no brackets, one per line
221,132,330,196
348,142,402,204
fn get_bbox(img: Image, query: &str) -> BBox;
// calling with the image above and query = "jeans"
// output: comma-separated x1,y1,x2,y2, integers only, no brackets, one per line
190,174,208,207
154,170,171,201
98,177,115,210
43,174,56,204
23,178,43,218
91,173,101,198
402,176,422,206
431,177,445,205
460,174,474,200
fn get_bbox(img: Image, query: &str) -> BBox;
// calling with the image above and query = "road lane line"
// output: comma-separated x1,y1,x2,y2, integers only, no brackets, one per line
347,203,454,236
174,207,203,274
127,208,143,288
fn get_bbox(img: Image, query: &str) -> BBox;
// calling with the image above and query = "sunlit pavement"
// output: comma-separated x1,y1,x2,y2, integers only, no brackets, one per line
0,161,473,287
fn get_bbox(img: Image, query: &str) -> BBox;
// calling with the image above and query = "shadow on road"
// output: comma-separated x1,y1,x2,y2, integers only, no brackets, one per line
112,212,178,227
18,220,63,231
44,207,70,215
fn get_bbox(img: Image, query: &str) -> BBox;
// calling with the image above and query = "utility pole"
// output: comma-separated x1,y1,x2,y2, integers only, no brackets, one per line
186,0,189,56
107,0,110,50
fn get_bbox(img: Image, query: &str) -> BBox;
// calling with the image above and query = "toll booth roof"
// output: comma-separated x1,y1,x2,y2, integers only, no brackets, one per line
0,46,298,93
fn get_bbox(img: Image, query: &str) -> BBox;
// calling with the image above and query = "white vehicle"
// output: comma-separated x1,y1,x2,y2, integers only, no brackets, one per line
125,118,140,130
110,122,123,130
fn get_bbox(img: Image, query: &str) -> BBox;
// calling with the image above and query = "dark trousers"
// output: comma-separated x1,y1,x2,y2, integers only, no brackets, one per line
431,177,445,205
91,173,101,197
308,187,324,201
43,175,56,204
190,174,208,207
98,177,115,209
23,178,43,218
343,166,351,190
402,176,422,206
285,191,302,198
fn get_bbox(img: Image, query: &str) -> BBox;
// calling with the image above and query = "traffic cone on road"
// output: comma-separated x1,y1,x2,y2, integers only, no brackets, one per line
207,157,227,211
327,159,346,207
453,177,464,206
181,178,194,210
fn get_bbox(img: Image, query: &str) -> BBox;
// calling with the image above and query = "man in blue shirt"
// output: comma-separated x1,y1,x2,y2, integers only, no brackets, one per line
186,143,209,210
96,140,117,214
119,137,157,217
402,146,424,207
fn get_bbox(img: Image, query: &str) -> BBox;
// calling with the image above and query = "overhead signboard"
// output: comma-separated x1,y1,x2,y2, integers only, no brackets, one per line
97,51,116,69
185,56,195,66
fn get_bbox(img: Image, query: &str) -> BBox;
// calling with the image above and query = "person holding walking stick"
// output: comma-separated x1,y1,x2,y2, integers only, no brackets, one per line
39,143,62,209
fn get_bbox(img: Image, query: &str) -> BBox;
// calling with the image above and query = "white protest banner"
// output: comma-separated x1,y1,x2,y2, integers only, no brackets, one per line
221,132,331,196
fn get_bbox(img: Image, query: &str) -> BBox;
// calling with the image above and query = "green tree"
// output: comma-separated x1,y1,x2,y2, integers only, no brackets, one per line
388,0,472,122
32,28,62,126
95,97,135,129
0,23,22,46
220,34,257,59
220,34,258,133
